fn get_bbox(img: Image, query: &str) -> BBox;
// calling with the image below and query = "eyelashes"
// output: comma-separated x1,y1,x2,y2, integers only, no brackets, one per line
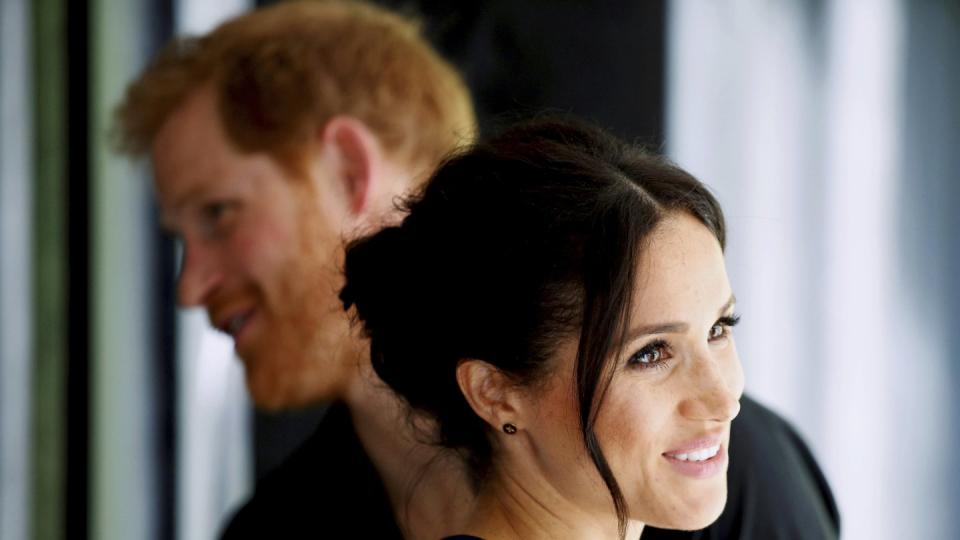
626,313,741,371
710,314,741,341
628,339,672,370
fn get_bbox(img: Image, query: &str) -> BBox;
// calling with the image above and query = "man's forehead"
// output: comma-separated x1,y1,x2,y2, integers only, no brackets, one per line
150,86,222,187
150,139,205,208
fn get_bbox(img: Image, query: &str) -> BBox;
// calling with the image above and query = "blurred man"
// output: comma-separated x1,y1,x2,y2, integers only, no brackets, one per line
115,2,475,538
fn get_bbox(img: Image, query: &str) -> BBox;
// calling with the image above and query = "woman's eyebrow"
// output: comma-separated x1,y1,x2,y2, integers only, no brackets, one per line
718,294,737,316
622,294,737,343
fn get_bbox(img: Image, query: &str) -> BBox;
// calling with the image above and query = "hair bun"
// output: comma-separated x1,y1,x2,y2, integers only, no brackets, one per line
343,223,455,417
340,225,410,334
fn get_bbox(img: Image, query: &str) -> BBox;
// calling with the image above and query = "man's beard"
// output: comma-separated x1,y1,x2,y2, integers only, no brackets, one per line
242,205,361,409
246,272,357,407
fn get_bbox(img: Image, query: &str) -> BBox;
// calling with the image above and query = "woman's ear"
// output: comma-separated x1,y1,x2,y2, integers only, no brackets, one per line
319,115,382,216
456,359,524,433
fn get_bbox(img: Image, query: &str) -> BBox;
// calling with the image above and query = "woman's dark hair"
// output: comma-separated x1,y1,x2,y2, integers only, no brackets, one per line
340,119,725,538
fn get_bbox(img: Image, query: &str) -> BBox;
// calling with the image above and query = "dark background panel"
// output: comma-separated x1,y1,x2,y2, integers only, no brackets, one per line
66,0,91,536
146,1,178,536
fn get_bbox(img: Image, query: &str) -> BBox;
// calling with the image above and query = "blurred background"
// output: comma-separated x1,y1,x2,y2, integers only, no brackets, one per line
1,0,958,539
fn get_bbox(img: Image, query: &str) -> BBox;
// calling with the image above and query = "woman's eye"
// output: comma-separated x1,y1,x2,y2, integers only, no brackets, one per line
709,313,741,342
628,340,671,370
709,323,727,341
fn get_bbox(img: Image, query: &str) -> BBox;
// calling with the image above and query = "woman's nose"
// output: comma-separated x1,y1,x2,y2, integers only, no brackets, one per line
677,351,743,423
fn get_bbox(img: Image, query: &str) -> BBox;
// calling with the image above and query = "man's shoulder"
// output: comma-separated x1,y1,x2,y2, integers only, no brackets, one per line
725,395,840,538
219,402,403,539
732,394,835,498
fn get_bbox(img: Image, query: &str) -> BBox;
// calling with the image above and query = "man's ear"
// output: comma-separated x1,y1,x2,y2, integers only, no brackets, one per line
319,115,382,216
456,359,524,433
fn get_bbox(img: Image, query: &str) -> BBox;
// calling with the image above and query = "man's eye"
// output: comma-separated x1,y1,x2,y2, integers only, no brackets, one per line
204,202,229,222
199,201,237,236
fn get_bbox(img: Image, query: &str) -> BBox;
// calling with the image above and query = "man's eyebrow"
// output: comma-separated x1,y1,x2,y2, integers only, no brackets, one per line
621,293,737,344
171,183,209,212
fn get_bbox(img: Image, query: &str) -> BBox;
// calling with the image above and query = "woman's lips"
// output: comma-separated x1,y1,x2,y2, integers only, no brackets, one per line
662,443,727,479
664,435,723,455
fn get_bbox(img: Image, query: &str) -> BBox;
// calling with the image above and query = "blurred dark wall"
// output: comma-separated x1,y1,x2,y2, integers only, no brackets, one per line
384,0,666,143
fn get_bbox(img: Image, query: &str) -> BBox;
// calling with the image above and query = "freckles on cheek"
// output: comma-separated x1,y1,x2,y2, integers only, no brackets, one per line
537,386,579,436
530,379,587,462
596,387,667,477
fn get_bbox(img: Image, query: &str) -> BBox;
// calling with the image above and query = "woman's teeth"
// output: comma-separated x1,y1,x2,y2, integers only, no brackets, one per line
668,445,720,462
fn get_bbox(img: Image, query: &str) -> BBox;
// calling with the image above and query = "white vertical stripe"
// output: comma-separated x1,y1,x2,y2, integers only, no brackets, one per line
176,311,251,540
176,0,250,35
0,0,34,537
820,1,904,538
91,0,156,537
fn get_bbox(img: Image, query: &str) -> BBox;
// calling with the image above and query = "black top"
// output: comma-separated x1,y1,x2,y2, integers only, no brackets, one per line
219,403,403,539
221,395,838,540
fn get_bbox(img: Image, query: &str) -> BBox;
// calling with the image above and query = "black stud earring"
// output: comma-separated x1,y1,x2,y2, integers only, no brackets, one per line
502,423,517,434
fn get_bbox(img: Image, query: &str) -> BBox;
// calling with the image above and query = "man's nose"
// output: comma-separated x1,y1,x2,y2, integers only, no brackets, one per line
176,242,223,307
677,351,742,423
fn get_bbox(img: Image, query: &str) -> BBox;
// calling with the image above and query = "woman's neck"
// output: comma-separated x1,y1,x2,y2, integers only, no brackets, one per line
460,471,644,540
341,369,644,540
344,368,476,540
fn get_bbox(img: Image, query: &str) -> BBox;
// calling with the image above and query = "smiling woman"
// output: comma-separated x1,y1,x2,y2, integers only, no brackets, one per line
340,119,744,540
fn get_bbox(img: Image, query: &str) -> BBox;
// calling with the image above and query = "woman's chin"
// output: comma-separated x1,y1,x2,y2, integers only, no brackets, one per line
646,490,728,532
684,503,726,531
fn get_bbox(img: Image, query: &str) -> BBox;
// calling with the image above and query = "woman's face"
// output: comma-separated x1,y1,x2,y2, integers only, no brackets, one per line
521,212,744,531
